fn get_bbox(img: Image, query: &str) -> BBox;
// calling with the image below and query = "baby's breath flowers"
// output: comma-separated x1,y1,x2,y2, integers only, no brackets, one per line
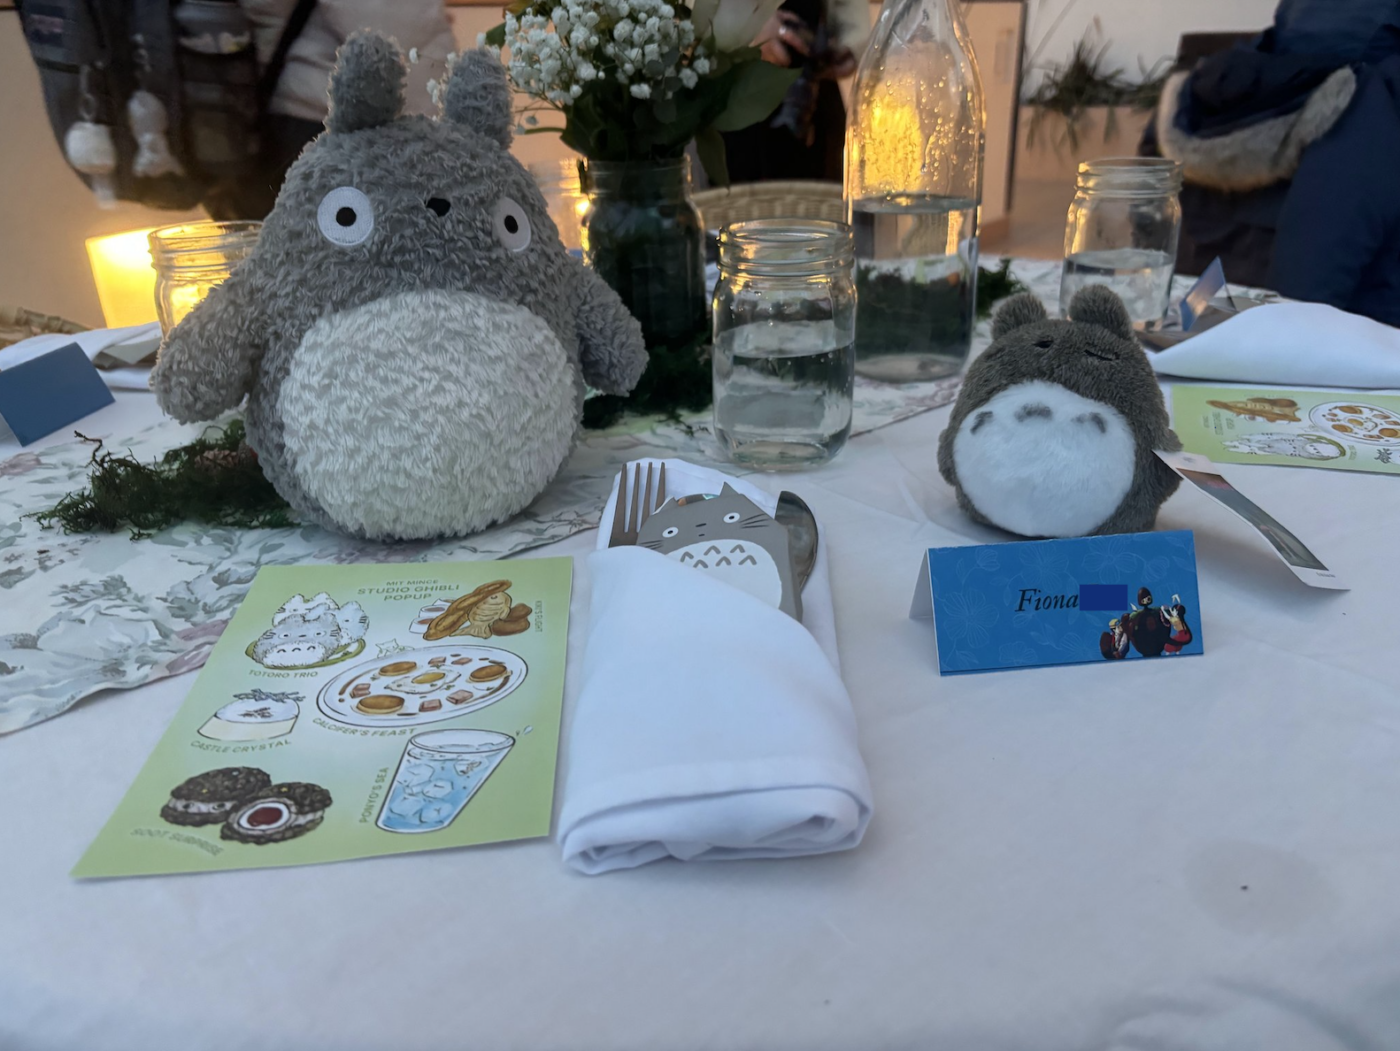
480,0,795,184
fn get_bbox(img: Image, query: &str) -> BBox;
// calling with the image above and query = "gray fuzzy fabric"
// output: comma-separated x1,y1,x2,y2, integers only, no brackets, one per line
325,32,406,134
1156,67,1357,192
937,288,1182,537
151,32,648,541
444,50,513,149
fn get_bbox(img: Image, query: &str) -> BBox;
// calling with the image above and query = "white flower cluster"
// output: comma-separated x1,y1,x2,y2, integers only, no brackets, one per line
484,0,708,108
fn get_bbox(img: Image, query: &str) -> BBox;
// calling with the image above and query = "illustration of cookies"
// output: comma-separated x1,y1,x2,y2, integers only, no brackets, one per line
1308,400,1400,446
160,767,272,827
199,691,302,741
420,581,532,640
221,782,333,845
1207,397,1301,423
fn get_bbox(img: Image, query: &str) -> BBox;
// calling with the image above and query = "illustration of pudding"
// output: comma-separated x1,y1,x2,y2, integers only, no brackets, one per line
199,694,300,742
410,600,453,635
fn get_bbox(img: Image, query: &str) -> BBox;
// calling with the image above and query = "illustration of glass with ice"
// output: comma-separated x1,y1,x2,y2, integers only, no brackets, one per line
376,729,514,834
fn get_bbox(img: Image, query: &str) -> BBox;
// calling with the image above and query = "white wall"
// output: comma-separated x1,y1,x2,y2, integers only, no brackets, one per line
1023,0,1278,90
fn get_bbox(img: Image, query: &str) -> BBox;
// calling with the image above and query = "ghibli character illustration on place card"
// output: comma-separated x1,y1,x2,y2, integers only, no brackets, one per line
1161,596,1194,655
637,486,802,621
1099,618,1130,660
1099,588,1194,660
247,592,367,669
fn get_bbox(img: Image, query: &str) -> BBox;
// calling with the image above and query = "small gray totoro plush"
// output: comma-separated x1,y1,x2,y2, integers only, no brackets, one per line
150,33,647,541
938,286,1182,538
637,485,802,621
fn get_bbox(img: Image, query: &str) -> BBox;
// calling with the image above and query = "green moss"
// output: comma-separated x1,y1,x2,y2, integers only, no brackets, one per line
31,419,294,539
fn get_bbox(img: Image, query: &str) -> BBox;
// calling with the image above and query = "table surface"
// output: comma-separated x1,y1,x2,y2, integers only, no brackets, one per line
3,387,1398,1051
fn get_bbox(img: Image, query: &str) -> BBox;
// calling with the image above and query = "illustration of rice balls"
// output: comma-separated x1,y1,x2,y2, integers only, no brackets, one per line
160,767,272,826
221,782,333,845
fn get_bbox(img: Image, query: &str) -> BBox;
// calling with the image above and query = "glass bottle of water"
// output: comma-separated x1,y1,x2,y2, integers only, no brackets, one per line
1060,158,1183,329
844,0,985,382
713,220,856,469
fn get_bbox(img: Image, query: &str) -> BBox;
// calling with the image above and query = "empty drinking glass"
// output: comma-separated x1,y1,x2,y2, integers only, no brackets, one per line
712,219,857,470
1059,158,1182,328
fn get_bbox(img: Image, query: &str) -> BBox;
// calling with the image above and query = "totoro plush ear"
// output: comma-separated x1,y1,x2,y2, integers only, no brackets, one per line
443,49,513,148
720,484,739,497
1067,285,1134,341
326,32,406,133
991,293,1049,341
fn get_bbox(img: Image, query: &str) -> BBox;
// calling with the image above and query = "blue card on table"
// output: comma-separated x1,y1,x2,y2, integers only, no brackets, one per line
1179,257,1230,331
910,530,1204,674
0,342,114,446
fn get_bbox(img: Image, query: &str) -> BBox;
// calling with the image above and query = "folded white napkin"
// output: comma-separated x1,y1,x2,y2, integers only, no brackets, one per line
1150,301,1400,389
558,459,873,874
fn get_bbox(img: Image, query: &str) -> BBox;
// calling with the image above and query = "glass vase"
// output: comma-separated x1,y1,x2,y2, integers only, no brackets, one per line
580,156,707,350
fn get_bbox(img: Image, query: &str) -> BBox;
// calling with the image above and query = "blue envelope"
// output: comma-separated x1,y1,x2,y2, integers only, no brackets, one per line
911,530,1204,674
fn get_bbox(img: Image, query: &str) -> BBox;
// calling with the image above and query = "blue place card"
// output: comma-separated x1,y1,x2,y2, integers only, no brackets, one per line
1179,257,1230,331
0,342,114,446
910,530,1204,674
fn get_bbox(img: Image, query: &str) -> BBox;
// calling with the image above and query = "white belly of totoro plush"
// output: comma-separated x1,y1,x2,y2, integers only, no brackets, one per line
951,379,1137,537
666,540,783,608
276,289,577,540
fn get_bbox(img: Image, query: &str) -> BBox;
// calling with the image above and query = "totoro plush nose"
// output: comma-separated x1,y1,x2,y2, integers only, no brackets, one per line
426,197,451,217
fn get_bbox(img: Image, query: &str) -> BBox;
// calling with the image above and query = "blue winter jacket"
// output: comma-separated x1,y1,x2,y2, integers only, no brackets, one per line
1149,0,1400,325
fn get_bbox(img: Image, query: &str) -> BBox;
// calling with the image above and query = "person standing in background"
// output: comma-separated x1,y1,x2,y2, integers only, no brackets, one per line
718,0,869,183
210,0,455,218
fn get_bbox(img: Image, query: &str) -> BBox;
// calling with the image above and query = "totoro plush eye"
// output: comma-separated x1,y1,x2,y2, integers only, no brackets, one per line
662,526,679,538
317,186,375,246
492,196,532,252
723,511,741,523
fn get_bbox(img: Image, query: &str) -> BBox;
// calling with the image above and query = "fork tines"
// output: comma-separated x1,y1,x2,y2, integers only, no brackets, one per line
608,461,667,548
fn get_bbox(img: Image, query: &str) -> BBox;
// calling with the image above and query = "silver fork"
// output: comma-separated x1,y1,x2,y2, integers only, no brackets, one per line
607,462,668,547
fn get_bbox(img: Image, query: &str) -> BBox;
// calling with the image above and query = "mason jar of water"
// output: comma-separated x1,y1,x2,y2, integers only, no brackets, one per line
1060,158,1183,328
844,0,985,382
713,220,856,469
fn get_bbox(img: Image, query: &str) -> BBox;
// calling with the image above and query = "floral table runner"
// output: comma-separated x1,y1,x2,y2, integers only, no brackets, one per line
0,259,1174,732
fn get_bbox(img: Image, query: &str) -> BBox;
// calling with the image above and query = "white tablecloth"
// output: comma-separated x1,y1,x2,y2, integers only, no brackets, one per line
2,389,1398,1051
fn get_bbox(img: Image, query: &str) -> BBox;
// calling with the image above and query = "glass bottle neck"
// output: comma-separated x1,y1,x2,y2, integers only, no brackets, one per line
876,0,962,45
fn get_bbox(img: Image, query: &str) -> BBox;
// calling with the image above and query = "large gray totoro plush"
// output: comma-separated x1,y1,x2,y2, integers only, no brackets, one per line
938,286,1182,538
151,33,647,541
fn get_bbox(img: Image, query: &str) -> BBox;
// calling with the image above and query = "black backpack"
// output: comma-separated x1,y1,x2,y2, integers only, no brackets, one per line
17,0,317,213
